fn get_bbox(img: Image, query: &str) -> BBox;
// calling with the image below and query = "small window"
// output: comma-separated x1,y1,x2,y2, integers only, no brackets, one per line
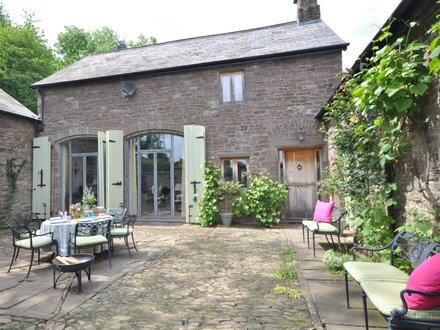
221,72,244,103
221,158,249,186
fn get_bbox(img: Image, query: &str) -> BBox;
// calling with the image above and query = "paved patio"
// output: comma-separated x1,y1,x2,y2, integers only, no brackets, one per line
0,223,391,329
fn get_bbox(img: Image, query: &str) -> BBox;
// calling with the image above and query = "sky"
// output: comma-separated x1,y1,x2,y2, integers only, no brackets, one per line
1,0,402,69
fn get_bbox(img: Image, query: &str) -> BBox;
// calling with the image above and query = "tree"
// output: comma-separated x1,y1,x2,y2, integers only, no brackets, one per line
128,34,157,48
55,26,157,67
0,6,56,112
54,25,92,66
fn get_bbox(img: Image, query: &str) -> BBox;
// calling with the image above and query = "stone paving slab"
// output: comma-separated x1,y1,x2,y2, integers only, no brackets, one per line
288,224,389,330
307,280,387,328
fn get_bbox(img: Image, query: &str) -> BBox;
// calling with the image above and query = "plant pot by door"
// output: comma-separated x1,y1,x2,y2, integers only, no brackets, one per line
220,213,233,227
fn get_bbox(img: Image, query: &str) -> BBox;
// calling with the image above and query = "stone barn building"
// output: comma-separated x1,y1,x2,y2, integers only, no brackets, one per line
0,88,40,222
32,0,347,222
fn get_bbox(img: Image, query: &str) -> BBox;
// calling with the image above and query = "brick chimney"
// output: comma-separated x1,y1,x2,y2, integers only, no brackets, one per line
294,0,321,24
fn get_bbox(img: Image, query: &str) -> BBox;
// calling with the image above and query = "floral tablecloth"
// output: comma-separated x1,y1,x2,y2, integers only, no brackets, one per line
40,215,112,256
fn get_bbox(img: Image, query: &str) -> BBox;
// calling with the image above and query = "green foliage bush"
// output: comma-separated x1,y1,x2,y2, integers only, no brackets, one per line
218,180,243,213
199,163,221,227
234,174,288,228
199,164,288,228
322,249,351,273
320,17,440,247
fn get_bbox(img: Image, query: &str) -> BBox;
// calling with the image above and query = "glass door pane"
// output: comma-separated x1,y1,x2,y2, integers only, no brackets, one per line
85,156,98,197
141,153,155,216
157,152,171,217
174,136,184,218
71,156,83,204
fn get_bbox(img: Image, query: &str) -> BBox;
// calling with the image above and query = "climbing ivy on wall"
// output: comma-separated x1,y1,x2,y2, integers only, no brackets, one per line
199,162,222,227
0,158,26,225
320,19,439,247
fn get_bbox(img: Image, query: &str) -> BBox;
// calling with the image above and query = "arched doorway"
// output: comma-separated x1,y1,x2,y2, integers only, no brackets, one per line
131,133,184,219
61,138,98,209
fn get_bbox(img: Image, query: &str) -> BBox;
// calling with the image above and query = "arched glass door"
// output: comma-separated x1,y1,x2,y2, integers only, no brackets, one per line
135,133,183,219
61,138,98,209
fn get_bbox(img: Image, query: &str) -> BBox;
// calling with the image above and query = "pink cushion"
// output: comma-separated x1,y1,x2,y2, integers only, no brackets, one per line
313,200,335,223
405,253,440,310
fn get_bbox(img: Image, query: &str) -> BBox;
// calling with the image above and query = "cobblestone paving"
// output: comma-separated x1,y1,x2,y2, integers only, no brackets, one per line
2,225,315,329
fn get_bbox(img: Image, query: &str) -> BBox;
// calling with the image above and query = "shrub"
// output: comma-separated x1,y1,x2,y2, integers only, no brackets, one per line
218,179,243,213
322,249,351,273
234,174,288,228
199,163,221,227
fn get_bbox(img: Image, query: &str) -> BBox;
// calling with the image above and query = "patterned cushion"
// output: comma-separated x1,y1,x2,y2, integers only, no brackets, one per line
303,220,338,234
15,236,53,249
344,261,409,283
361,280,440,319
75,235,108,247
110,228,133,236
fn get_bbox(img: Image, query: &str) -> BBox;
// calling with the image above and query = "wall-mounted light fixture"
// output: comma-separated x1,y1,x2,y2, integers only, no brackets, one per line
297,128,305,141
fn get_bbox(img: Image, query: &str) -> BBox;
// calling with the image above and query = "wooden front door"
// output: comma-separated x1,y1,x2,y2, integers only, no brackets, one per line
285,150,317,219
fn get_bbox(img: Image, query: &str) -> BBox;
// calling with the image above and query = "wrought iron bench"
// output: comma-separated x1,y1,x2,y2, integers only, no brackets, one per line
343,230,440,329
302,206,346,257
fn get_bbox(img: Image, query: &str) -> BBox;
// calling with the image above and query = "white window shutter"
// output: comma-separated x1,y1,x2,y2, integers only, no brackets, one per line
106,130,124,209
32,137,51,219
184,125,206,223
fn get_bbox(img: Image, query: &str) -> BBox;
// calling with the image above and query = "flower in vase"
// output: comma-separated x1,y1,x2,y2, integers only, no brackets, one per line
69,203,83,218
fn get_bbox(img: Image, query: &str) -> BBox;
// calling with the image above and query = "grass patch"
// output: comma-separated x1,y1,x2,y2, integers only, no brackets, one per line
273,266,298,280
273,286,302,299
279,247,295,263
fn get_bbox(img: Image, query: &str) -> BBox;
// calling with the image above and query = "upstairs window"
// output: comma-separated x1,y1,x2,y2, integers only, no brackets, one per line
221,158,248,186
221,71,244,103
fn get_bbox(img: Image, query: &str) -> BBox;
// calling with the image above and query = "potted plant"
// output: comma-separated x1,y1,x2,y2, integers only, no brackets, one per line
218,179,242,227
82,186,97,210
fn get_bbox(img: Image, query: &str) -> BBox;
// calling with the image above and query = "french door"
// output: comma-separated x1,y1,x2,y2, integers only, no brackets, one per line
138,151,173,217
69,154,98,205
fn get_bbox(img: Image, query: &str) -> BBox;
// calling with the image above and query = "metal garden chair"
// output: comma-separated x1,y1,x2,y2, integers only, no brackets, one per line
69,218,112,267
110,214,138,257
8,221,58,278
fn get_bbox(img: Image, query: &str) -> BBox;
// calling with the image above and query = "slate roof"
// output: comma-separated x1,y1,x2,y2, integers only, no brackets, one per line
34,20,348,87
0,88,39,121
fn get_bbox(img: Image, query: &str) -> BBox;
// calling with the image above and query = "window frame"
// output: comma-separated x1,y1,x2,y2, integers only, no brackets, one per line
220,157,249,186
220,71,244,103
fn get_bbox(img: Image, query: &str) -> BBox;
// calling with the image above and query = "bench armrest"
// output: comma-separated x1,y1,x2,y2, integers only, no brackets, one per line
350,242,393,261
391,288,440,318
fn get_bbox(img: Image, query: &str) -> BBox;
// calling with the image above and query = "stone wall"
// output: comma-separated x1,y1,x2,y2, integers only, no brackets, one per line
39,51,342,213
388,0,440,226
0,113,35,222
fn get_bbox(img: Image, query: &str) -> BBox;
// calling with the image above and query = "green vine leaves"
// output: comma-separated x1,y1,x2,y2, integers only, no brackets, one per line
321,17,439,246
0,158,26,224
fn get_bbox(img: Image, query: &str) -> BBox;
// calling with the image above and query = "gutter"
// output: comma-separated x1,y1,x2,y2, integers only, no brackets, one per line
31,43,349,89
0,109,40,122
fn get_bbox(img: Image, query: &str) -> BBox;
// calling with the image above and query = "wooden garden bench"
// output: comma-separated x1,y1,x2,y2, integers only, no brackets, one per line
343,230,440,329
